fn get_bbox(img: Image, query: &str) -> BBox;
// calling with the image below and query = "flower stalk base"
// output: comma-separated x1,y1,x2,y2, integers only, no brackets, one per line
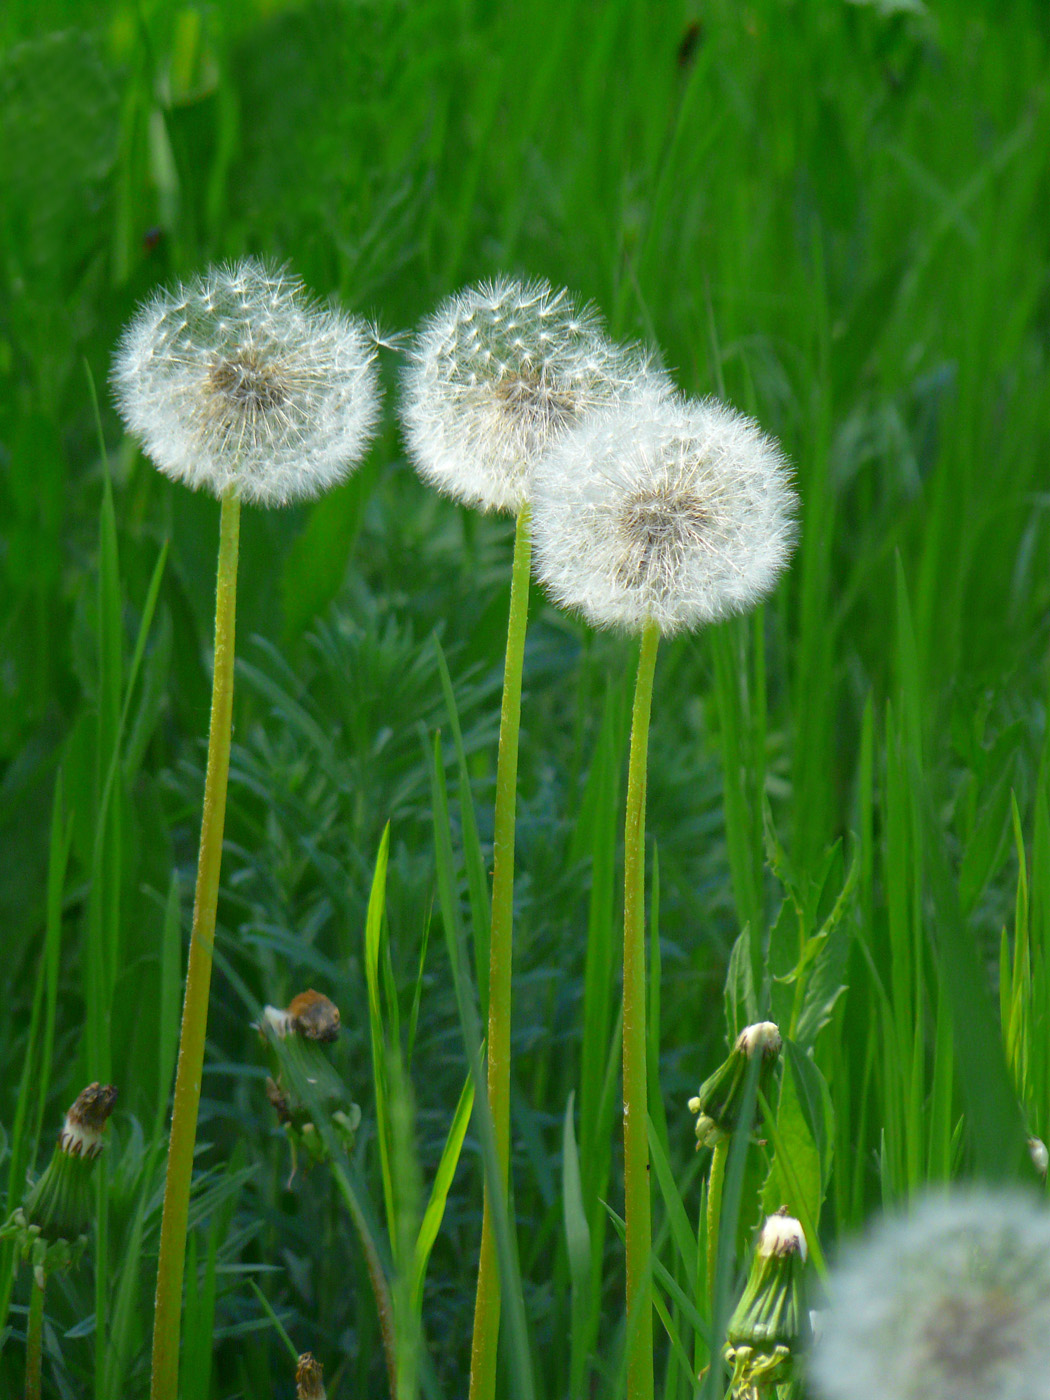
151,488,240,1400
469,504,532,1400
624,620,660,1400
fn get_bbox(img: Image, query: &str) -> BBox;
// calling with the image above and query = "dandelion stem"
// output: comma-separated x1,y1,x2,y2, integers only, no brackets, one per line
705,1138,728,1313
469,504,532,1400
25,1271,45,1400
151,487,240,1400
624,619,660,1400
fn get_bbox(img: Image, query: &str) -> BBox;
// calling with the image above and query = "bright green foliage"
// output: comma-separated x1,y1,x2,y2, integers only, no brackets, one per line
2,0,1050,1396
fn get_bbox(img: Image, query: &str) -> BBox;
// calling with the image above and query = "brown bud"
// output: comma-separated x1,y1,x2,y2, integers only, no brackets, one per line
296,1352,326,1400
287,990,340,1043
61,1084,118,1158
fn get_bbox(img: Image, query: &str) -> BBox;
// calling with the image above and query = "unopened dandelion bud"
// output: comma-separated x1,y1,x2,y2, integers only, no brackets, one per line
400,277,667,515
1,1083,117,1277
260,989,342,1045
1029,1137,1048,1177
295,1352,326,1400
257,992,360,1175
724,1208,809,1397
112,258,380,507
689,1021,782,1149
810,1188,1050,1400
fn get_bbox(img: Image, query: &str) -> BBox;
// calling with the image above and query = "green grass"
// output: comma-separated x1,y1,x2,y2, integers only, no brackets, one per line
2,0,1050,1396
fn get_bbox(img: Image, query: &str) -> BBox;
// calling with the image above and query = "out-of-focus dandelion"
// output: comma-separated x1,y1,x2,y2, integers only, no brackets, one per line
257,990,361,1181
402,276,664,1400
809,1189,1050,1400
531,383,796,1400
261,997,394,1399
1,1084,117,1400
112,258,380,506
113,258,381,1400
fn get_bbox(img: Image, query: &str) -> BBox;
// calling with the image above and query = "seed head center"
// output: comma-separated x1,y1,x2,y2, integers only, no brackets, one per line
614,485,712,592
494,370,578,435
620,485,711,551
918,1289,1022,1384
207,349,288,422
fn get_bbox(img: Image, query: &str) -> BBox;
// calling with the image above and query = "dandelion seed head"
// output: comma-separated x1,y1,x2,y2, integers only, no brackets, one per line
400,277,666,514
112,259,381,507
809,1190,1050,1400
531,387,797,634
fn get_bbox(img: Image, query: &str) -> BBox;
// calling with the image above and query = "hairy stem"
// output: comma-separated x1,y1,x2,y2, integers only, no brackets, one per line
469,505,532,1400
624,620,660,1400
705,1138,728,1313
151,489,240,1400
25,1271,45,1400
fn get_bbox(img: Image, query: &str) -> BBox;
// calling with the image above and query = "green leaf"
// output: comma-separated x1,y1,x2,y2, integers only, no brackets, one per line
411,1070,474,1318
724,923,758,1041
363,823,396,1260
761,1040,833,1233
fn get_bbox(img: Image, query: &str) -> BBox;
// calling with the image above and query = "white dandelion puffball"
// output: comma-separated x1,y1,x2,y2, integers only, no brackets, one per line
399,277,666,514
112,259,381,507
530,386,797,635
809,1190,1050,1400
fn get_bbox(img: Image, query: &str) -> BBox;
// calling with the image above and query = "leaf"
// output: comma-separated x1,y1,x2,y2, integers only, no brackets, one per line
724,923,758,1041
363,824,396,1259
761,1040,833,1233
562,1092,591,1389
793,848,858,1049
958,761,1014,915
411,1069,474,1318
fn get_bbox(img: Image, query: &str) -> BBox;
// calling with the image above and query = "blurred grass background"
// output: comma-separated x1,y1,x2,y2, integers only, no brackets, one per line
1,0,1049,1395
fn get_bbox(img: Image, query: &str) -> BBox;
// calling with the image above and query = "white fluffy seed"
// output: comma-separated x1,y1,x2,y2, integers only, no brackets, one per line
112,259,381,507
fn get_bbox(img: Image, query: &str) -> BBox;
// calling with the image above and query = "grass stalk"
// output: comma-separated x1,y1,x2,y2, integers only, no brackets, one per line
470,504,532,1400
25,1273,45,1400
150,488,241,1400
623,619,660,1400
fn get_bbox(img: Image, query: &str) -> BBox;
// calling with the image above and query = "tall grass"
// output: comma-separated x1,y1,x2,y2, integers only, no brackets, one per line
2,1,1049,1396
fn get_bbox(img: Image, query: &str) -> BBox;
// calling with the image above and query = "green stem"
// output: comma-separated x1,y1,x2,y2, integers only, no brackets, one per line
469,504,532,1400
25,1271,45,1400
624,620,660,1400
341,1178,398,1400
705,1138,728,1314
151,489,240,1400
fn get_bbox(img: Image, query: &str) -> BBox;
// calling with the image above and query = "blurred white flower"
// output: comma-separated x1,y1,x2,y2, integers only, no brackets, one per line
809,1189,1050,1400
531,385,797,634
112,258,381,507
399,276,664,514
